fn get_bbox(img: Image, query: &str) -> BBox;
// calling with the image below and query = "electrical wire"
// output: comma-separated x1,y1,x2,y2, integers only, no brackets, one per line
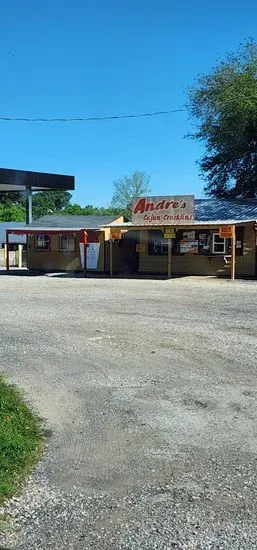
0,108,184,123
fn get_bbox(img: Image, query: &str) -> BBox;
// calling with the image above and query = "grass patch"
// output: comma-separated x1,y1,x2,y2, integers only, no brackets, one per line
0,376,43,503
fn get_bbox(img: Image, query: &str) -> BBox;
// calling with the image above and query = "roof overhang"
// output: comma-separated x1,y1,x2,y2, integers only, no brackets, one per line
103,220,257,229
0,168,74,192
6,227,104,235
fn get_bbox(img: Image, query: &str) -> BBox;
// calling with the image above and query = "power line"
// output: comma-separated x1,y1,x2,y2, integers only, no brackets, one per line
0,108,184,123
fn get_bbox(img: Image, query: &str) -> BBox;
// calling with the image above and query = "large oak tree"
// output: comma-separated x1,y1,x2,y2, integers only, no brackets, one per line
187,40,257,198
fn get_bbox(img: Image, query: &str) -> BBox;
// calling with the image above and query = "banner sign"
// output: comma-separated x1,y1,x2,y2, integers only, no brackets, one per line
164,228,176,239
132,196,194,225
219,226,235,239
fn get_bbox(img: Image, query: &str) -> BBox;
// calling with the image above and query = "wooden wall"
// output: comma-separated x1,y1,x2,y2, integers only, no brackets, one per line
28,233,105,272
137,225,256,278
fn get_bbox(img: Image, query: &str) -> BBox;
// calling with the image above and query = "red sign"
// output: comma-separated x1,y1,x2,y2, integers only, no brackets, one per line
131,195,194,225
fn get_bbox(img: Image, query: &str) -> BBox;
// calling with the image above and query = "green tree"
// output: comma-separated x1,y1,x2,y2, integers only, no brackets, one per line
111,171,151,217
187,40,257,198
32,190,72,219
0,192,26,206
62,203,85,215
63,203,121,216
0,203,25,221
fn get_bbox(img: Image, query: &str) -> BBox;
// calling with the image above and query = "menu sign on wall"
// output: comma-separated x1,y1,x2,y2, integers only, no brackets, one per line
132,196,194,225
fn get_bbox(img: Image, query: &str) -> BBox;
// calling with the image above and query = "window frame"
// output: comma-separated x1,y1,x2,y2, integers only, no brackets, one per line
148,230,169,256
59,234,75,252
35,234,51,251
212,233,227,255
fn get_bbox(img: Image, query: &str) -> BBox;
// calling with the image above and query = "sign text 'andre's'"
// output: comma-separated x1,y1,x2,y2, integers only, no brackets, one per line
132,196,194,225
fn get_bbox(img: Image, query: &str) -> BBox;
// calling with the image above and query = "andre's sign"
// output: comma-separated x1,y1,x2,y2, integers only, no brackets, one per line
132,195,194,225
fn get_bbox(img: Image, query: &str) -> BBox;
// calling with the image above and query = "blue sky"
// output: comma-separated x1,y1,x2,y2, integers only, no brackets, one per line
0,0,256,206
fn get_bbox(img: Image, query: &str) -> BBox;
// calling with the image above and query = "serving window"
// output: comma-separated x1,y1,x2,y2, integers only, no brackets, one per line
148,230,169,255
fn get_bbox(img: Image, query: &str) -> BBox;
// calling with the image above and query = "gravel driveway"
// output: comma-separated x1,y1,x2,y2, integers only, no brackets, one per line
0,274,257,549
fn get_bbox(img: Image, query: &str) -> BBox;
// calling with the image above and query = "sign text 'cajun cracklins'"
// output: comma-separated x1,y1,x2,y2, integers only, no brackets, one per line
132,196,194,225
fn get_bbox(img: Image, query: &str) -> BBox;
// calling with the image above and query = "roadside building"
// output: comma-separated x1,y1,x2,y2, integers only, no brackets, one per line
6,214,124,272
106,198,257,279
6,198,257,278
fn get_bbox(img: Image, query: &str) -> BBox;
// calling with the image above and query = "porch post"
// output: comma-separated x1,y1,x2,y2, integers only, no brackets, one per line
18,244,23,268
6,231,9,272
83,232,87,278
231,225,236,281
110,239,113,277
167,238,172,279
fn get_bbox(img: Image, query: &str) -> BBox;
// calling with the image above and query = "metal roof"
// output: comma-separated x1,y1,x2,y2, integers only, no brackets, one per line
0,168,74,192
195,199,257,222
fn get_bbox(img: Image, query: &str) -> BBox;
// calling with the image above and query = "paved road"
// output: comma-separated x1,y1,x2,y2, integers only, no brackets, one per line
0,274,257,549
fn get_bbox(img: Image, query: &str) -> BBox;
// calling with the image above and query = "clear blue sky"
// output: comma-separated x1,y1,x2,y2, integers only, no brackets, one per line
0,0,256,206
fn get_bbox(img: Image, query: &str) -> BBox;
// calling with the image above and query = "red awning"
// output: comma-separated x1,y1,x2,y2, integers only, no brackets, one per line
6,228,86,236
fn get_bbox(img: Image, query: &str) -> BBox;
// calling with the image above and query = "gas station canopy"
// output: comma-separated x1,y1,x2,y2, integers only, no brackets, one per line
0,167,74,192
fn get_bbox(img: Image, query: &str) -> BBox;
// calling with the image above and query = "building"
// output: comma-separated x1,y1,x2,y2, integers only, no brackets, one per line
0,222,27,268
6,198,257,279
6,214,124,272
106,198,257,279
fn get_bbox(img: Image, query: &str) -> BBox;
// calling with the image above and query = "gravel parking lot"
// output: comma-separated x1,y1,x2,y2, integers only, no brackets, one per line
0,274,257,549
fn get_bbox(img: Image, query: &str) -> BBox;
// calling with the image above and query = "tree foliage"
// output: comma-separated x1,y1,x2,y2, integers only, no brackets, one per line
0,203,25,222
0,192,26,206
111,171,151,216
0,192,124,221
32,191,72,219
0,171,149,221
187,40,257,198
64,203,121,216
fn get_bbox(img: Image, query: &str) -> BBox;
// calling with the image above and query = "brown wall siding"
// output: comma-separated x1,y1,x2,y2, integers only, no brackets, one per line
138,226,256,277
235,225,256,277
28,234,106,272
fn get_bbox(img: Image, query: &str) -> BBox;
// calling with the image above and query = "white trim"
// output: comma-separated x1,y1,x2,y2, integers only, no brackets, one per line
59,234,75,252
212,233,226,254
35,234,50,250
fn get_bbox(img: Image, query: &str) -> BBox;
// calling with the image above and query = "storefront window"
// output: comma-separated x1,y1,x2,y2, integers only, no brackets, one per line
148,231,168,255
35,234,50,251
59,234,75,252
212,233,226,254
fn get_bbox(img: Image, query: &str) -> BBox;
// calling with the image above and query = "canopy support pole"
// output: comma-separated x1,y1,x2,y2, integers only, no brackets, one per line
26,186,32,225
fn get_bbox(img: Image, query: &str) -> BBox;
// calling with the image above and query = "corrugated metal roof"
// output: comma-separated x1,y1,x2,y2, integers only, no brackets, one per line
195,199,257,222
29,214,119,228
